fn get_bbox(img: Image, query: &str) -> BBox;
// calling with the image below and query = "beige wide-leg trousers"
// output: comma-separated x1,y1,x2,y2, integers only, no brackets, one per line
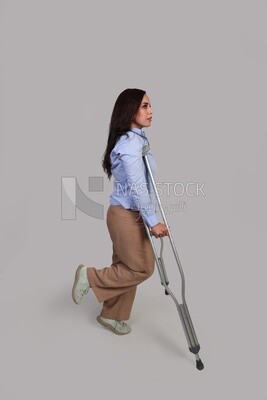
87,205,155,321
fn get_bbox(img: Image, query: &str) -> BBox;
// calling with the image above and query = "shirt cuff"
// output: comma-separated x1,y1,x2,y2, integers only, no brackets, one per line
142,213,159,228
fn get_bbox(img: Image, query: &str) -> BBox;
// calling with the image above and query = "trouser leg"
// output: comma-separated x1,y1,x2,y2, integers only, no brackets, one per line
100,245,137,320
87,205,155,320
100,287,137,320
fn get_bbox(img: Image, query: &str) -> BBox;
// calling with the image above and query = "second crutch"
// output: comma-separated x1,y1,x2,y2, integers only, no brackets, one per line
142,145,204,371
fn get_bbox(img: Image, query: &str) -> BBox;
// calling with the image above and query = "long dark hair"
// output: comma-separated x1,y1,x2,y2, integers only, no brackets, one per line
102,88,146,179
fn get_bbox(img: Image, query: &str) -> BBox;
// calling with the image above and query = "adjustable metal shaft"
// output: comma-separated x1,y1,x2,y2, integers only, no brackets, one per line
142,145,204,370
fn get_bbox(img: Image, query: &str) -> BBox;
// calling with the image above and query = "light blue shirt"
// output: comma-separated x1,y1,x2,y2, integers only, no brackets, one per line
109,127,159,228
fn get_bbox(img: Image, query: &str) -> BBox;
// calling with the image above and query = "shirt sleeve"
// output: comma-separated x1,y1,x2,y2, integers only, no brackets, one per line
117,137,159,228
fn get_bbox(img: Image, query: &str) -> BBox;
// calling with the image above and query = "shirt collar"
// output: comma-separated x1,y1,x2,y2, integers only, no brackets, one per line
129,127,146,137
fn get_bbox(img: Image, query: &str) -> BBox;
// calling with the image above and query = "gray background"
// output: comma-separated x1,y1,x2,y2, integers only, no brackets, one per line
1,0,266,399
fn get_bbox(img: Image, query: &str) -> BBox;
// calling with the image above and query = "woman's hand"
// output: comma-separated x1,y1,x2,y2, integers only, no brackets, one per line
150,223,169,238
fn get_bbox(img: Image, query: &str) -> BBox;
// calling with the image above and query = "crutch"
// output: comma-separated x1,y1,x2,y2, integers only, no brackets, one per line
142,145,204,371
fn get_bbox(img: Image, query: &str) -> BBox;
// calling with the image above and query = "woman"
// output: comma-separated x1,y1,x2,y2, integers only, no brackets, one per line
72,88,169,335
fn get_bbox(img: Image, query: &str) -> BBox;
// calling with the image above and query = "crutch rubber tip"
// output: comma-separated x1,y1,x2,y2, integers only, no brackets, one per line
196,359,204,370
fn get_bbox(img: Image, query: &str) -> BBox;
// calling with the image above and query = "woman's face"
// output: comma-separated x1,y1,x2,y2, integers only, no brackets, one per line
131,94,153,129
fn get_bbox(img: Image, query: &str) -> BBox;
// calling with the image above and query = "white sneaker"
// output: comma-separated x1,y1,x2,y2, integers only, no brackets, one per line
72,264,90,305
96,315,132,335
